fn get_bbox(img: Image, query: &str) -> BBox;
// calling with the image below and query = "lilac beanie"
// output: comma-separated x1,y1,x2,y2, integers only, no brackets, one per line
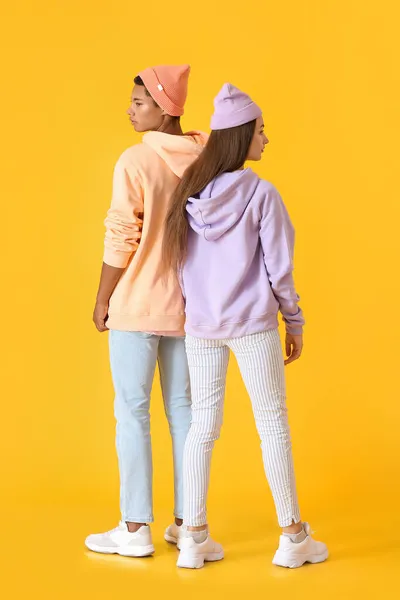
210,83,262,131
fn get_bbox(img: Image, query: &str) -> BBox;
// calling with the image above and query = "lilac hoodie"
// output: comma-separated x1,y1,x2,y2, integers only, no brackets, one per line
182,168,304,339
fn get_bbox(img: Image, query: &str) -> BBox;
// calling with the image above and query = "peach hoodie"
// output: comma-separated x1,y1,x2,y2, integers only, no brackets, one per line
103,131,207,333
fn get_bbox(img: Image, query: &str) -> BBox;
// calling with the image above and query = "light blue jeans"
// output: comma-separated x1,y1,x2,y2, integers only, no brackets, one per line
109,330,191,523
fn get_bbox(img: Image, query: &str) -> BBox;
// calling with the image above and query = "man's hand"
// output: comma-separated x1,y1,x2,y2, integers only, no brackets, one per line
92,263,125,332
93,301,109,332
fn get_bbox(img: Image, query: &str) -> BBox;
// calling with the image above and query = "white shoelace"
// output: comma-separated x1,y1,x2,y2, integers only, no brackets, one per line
106,522,126,535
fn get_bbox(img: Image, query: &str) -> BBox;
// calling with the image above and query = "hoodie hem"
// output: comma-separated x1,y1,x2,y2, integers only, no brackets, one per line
107,313,185,334
185,314,280,340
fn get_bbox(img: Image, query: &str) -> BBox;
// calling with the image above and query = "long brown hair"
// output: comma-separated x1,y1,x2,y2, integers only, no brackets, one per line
163,120,256,275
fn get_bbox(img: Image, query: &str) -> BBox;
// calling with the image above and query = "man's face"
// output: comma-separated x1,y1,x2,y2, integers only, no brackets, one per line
126,84,164,132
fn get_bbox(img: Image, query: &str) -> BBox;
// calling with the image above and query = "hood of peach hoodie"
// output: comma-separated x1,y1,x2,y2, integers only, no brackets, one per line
143,131,208,178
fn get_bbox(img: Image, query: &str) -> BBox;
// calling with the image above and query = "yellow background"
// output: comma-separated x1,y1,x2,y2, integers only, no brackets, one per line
1,1,399,598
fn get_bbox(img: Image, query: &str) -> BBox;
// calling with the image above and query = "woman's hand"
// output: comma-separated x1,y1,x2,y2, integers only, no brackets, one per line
285,333,303,365
93,301,109,332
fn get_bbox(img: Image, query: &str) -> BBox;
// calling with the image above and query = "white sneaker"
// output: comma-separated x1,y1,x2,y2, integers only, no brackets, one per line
85,522,155,557
272,522,328,568
164,522,183,549
177,534,224,569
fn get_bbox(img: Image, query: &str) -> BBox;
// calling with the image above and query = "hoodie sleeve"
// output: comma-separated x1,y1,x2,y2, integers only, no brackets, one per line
103,152,144,269
259,185,305,335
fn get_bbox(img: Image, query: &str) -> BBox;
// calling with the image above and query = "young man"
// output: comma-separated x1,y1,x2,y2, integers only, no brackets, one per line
85,65,207,557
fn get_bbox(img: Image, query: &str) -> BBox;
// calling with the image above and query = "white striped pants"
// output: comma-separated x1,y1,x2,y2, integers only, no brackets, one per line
183,329,301,528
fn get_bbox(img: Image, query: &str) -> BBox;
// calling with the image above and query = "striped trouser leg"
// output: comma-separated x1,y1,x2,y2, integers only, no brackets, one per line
183,335,230,526
229,329,301,527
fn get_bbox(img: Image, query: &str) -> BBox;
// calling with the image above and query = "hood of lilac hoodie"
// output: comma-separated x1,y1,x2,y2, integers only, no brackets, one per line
182,168,304,339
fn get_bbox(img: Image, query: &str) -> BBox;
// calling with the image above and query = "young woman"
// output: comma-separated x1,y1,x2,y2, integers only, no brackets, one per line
163,83,328,569
85,65,207,557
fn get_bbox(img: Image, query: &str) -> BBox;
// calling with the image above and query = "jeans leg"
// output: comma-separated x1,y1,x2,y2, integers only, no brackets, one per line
109,330,159,523
158,336,192,520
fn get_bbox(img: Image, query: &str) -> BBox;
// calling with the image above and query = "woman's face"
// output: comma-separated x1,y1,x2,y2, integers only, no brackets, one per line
126,84,164,132
247,116,269,161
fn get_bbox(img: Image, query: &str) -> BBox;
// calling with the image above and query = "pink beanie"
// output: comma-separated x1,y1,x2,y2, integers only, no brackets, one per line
138,64,190,117
210,83,262,130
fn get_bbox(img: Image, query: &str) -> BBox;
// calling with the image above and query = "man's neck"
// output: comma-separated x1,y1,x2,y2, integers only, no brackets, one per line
156,120,184,136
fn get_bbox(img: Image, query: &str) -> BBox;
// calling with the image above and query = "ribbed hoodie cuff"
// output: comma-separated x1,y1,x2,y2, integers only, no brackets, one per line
103,248,131,269
285,325,304,336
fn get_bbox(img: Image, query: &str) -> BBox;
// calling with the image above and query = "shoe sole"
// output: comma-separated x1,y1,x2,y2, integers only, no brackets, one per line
164,534,177,544
164,534,181,550
177,550,224,569
272,549,329,569
85,542,155,557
